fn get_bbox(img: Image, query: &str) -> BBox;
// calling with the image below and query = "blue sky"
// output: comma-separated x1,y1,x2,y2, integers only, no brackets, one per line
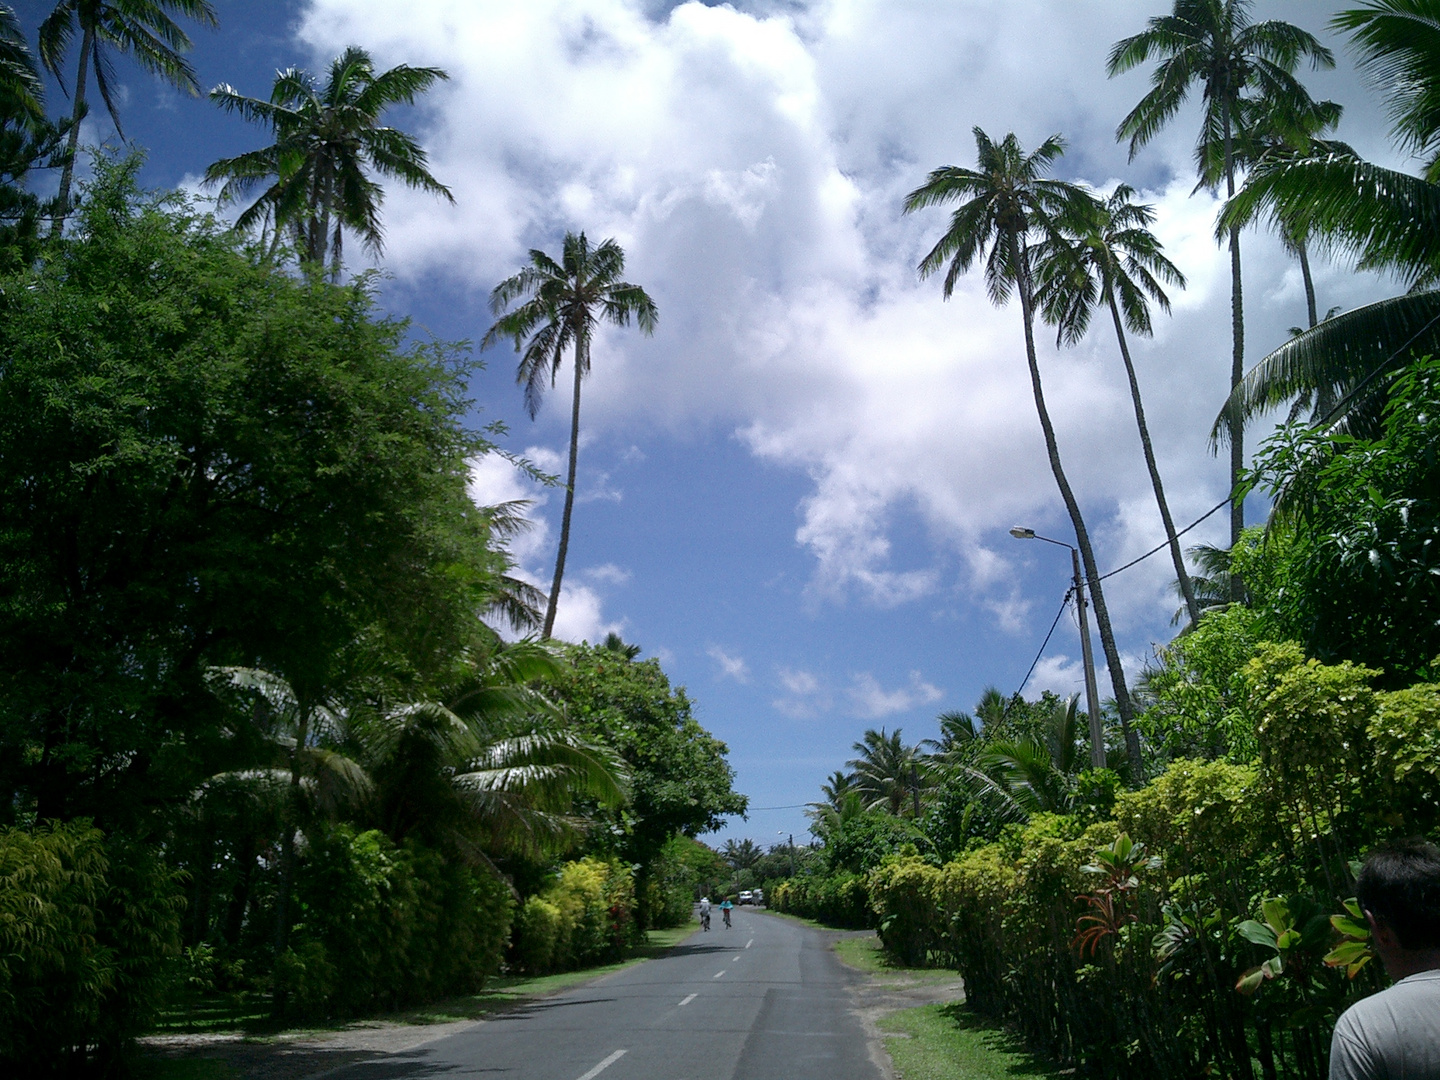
16,0,1404,848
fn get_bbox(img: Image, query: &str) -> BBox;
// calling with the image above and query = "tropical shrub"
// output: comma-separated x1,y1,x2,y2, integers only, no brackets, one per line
279,825,513,1017
0,821,184,1075
867,851,944,965
514,857,639,974
768,872,871,928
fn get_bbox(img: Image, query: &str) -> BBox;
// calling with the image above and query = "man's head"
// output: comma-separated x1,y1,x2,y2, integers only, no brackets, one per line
1356,838,1440,978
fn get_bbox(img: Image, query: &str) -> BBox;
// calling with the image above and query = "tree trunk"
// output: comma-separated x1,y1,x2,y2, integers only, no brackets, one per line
542,335,585,640
52,28,94,236
1223,101,1246,556
273,704,310,957
1108,294,1201,628
1012,235,1141,777
1297,236,1318,329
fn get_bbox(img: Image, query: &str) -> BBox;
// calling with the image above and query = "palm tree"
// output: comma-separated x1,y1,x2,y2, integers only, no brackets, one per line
1216,2,1440,436
846,727,925,817
1227,96,1349,331
0,6,43,123
903,128,1141,776
204,666,368,957
38,0,217,230
1037,185,1199,628
1107,0,1334,548
204,46,452,279
818,769,856,808
483,233,658,640
723,838,763,871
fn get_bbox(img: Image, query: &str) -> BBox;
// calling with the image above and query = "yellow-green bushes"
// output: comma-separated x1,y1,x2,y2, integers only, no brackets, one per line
511,857,638,974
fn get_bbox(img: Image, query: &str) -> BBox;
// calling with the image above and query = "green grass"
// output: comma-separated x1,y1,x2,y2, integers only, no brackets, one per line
880,1003,1064,1080
754,907,858,933
156,925,699,1034
832,933,963,983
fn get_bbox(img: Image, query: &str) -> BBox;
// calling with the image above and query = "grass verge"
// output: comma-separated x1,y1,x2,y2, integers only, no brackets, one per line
753,907,866,934
879,1003,1064,1080
832,935,955,982
154,925,699,1035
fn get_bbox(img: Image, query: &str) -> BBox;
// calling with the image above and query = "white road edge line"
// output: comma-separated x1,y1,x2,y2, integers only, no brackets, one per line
713,970,726,978
576,1049,627,1080
745,938,753,949
679,993,697,1006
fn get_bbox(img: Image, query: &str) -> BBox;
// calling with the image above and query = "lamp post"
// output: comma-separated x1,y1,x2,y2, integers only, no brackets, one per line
1010,526,1105,769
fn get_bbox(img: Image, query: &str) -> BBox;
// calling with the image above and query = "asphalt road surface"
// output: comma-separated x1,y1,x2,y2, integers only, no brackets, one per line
326,908,884,1080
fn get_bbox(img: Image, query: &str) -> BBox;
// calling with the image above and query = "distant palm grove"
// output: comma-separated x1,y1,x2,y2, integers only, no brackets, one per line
0,1,1436,1078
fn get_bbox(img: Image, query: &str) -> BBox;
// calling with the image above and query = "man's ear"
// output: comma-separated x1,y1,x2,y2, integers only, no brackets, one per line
1366,909,1401,951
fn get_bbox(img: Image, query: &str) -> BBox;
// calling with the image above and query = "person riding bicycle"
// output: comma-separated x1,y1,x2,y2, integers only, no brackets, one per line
698,896,711,931
720,897,733,928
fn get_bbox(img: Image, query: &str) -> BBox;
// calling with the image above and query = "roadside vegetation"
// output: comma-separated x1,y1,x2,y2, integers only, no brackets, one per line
0,0,1437,1077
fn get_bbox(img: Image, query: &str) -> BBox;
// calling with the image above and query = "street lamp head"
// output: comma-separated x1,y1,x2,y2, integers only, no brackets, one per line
1009,526,1036,540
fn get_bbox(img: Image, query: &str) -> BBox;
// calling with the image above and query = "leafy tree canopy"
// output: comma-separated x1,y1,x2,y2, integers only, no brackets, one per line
0,155,505,832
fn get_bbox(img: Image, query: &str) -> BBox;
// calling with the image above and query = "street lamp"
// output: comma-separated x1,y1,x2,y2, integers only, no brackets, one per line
1009,526,1105,769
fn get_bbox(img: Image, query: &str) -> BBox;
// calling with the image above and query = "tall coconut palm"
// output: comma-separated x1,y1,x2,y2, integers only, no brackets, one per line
483,233,658,640
39,0,217,230
903,128,1141,776
1107,0,1334,548
0,5,43,124
204,46,452,279
1224,96,1348,331
1217,1,1440,436
1037,185,1199,628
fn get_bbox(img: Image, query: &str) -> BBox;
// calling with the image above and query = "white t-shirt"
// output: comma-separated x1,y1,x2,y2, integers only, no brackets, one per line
699,899,711,914
1330,969,1440,1080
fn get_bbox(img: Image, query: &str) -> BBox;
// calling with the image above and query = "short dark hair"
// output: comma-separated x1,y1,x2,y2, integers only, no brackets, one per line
1356,838,1440,951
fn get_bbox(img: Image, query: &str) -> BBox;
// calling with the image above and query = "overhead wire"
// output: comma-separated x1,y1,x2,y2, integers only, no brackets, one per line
1013,589,1073,700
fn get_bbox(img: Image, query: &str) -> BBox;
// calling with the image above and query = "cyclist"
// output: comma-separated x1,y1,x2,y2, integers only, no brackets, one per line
698,896,711,931
720,897,733,929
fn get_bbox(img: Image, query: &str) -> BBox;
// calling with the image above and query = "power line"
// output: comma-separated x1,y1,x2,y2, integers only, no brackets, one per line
1014,589,1072,699
743,803,809,811
1091,497,1230,584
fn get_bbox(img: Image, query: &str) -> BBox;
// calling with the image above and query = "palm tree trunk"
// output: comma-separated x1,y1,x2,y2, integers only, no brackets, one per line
52,28,93,236
1107,294,1201,628
542,335,585,640
1223,104,1246,556
273,704,310,958
1013,237,1141,777
1297,237,1318,329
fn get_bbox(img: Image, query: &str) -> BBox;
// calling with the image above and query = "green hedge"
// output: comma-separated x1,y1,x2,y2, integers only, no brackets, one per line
859,645,1440,1079
768,871,872,928
0,821,184,1075
277,825,512,1018
511,857,638,974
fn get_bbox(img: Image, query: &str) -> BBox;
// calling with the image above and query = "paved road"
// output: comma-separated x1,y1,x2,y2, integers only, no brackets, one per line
330,909,884,1080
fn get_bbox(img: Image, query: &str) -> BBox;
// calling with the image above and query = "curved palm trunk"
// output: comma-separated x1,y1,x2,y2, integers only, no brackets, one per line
542,335,585,640
1107,293,1201,627
1012,236,1141,777
52,27,94,235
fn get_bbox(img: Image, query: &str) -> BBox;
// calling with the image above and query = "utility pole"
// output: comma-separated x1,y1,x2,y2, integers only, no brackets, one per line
1071,547,1105,769
1011,526,1106,769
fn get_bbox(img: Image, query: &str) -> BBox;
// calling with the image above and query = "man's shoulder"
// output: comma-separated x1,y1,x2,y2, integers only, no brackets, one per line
1332,972,1440,1080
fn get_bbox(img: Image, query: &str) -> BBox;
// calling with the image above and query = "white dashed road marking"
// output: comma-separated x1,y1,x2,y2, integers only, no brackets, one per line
713,970,725,979
679,993,697,1006
576,1050,626,1080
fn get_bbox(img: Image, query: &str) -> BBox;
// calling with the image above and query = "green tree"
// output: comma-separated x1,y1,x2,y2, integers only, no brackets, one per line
722,837,763,871
544,641,745,928
205,45,452,278
0,5,68,268
38,0,217,229
1107,0,1334,548
903,128,1140,773
483,233,658,639
1037,185,1198,626
0,157,502,834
